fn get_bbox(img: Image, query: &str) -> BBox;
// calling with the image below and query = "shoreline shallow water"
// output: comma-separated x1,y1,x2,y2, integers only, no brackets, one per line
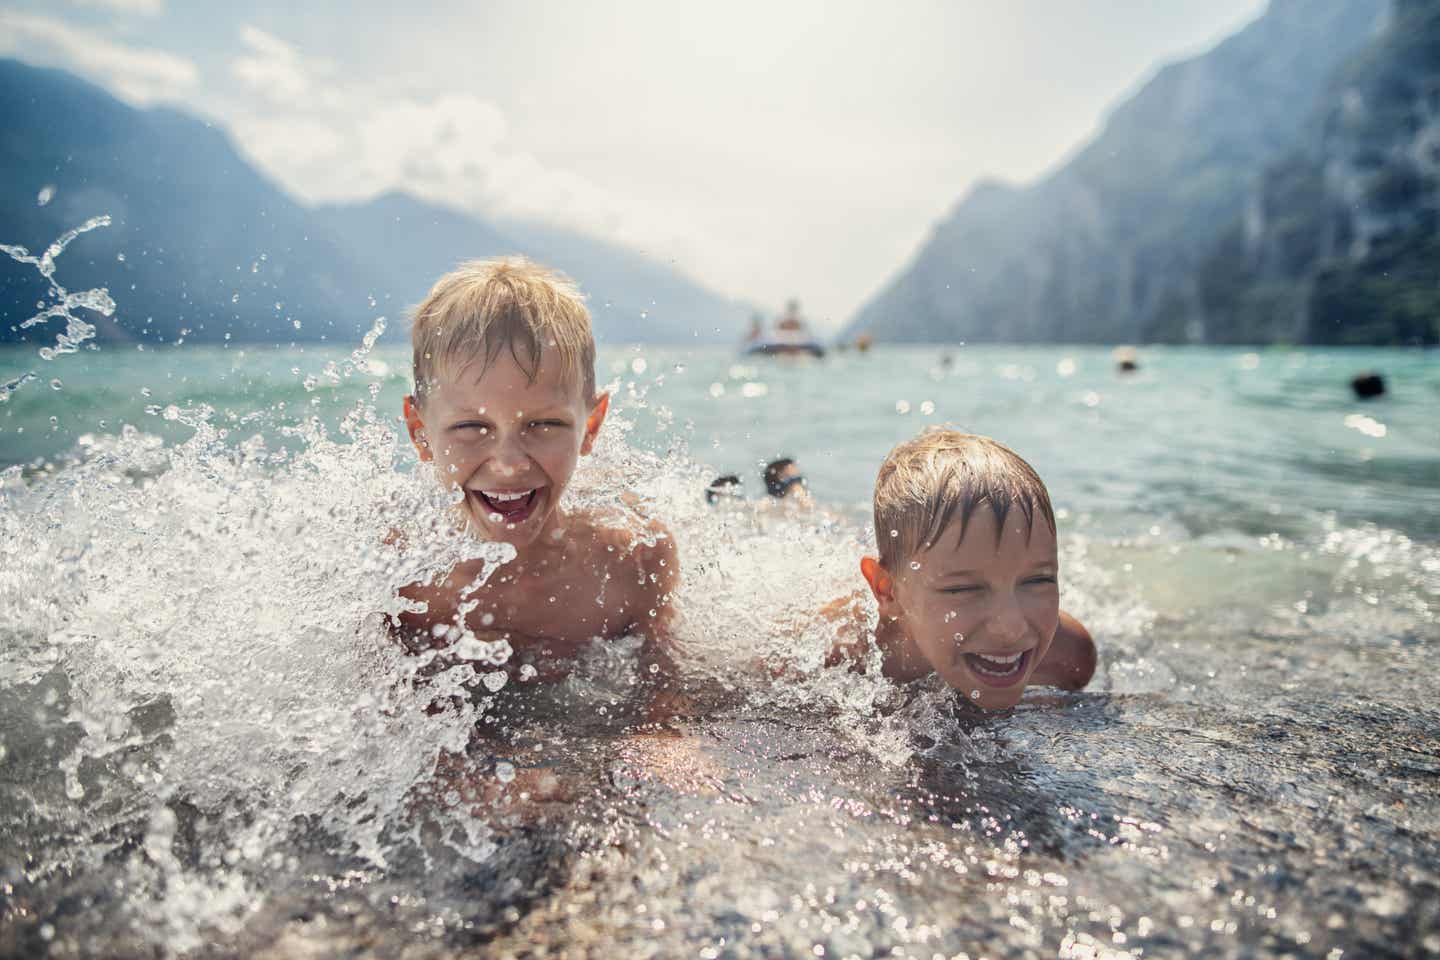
1,342,1437,957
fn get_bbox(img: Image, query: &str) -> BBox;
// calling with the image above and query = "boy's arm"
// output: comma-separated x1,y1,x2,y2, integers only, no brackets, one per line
633,527,691,726
1030,611,1097,691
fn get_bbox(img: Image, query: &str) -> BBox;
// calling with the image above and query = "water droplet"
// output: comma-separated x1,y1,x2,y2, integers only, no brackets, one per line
480,613,495,626
648,663,660,674
970,689,980,700
36,185,55,206
709,382,725,398
909,560,921,570
292,319,302,330
895,400,911,414
673,363,686,374
919,400,935,415
116,252,126,262
494,761,516,783
482,671,507,692
231,293,240,303
140,386,151,397
49,378,62,390
519,664,537,681
631,357,648,375
890,529,899,538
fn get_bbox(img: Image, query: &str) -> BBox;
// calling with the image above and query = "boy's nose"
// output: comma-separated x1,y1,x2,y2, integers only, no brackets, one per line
986,601,1028,644
488,438,529,476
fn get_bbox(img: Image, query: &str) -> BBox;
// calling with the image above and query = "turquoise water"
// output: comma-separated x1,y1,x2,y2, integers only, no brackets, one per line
2,338,1438,957
5,342,1438,538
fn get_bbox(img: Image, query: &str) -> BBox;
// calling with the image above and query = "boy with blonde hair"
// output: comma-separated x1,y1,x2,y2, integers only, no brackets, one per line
829,428,1096,711
393,257,681,720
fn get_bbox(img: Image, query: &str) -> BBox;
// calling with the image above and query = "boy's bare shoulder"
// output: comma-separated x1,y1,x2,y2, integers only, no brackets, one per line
565,508,675,568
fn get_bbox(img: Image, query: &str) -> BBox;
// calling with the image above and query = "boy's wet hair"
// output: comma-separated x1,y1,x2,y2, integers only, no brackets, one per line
705,474,742,504
873,428,1055,570
763,458,801,497
410,257,596,405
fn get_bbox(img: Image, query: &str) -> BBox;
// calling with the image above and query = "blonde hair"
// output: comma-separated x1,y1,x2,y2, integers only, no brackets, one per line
410,257,596,405
873,429,1055,570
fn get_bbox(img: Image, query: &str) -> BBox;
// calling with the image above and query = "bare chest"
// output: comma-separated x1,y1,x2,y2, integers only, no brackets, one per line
398,553,637,653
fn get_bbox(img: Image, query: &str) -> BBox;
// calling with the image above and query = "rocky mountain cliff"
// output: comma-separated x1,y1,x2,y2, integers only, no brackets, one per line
1,59,751,347
1197,0,1440,345
0,59,375,346
845,0,1392,345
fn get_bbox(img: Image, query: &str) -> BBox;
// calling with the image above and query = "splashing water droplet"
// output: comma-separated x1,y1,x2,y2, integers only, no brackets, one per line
631,357,648,375
518,664,537,681
909,561,921,571
116,252,126,262
495,761,516,784
482,671,507,693
920,400,935,415
37,185,55,206
895,400,911,415
49,378,62,390
971,689,981,700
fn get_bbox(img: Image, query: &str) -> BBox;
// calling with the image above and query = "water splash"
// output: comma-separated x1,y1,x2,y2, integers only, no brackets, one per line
0,217,116,396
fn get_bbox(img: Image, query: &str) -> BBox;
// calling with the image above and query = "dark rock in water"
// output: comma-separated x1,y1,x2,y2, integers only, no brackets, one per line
1351,372,1386,399
1117,359,1139,373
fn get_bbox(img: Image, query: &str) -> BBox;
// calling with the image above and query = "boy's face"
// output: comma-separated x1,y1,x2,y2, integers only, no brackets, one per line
403,350,608,548
877,508,1059,710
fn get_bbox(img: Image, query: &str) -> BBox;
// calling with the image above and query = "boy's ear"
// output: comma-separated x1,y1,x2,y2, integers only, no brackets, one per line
860,556,902,621
580,391,610,455
402,395,433,462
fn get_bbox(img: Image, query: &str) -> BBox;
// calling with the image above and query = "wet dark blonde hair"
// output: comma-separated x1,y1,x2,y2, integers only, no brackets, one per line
410,257,596,405
873,428,1055,570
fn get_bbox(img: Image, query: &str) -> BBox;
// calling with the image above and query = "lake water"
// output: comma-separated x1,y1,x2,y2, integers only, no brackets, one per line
1,337,1438,958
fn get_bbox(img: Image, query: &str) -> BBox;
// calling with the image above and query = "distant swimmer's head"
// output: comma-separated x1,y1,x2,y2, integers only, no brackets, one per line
705,474,744,505
402,257,609,547
861,429,1059,710
763,458,806,499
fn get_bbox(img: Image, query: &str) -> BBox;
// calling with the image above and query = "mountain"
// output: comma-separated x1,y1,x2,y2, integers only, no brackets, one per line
0,58,375,346
1,58,753,348
844,0,1390,345
311,194,756,344
1196,0,1440,346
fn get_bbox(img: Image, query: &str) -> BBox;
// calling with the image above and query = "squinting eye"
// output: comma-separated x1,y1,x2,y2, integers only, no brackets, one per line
528,420,567,430
1026,576,1058,586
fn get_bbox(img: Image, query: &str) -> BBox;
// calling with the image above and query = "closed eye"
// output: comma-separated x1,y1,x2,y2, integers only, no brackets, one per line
940,585,983,594
1025,575,1058,586
528,419,569,428
450,422,491,433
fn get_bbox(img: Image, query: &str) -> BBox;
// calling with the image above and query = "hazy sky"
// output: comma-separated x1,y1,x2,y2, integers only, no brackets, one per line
2,0,1266,331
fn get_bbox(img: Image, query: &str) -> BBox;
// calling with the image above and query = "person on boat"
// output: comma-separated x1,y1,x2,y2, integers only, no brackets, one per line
776,300,806,335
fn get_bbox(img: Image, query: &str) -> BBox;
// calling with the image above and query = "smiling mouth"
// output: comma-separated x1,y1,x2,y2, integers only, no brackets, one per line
470,487,543,525
963,649,1032,687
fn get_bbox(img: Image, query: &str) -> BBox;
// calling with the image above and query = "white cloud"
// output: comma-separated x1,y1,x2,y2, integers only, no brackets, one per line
225,28,626,239
0,12,196,103
231,25,328,104
69,0,164,16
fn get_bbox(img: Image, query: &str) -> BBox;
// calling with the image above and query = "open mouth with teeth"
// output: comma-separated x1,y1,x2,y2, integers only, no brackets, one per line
962,648,1033,687
469,487,544,526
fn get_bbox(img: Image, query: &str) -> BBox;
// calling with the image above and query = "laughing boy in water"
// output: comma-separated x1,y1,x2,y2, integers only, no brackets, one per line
827,429,1096,710
392,258,683,721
